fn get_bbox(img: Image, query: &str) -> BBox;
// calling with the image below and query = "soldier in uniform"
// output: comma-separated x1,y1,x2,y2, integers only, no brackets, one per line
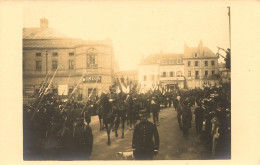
73,121,93,160
182,98,192,138
151,97,160,126
132,109,160,160
194,101,204,134
175,95,183,130
127,95,135,130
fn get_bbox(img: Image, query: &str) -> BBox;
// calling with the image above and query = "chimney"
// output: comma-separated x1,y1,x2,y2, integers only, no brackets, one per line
198,40,203,48
40,17,48,29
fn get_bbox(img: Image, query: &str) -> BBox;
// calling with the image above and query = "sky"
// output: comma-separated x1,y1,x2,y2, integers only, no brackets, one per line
23,2,230,71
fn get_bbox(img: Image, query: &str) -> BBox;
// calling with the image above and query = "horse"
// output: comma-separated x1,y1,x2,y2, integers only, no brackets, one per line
97,105,105,130
114,94,127,139
100,93,114,145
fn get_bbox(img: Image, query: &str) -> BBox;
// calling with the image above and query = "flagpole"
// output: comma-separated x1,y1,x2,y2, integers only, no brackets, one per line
228,6,231,51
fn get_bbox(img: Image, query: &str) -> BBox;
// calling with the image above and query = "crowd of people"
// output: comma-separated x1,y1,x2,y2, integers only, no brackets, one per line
23,83,231,160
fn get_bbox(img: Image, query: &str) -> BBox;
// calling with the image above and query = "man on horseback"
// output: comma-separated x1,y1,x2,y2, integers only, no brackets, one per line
99,88,117,145
114,92,127,138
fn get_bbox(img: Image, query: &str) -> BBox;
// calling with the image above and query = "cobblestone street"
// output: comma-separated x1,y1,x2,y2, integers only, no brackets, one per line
89,106,210,160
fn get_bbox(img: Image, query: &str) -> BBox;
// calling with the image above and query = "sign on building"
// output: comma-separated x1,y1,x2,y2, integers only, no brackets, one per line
83,76,102,83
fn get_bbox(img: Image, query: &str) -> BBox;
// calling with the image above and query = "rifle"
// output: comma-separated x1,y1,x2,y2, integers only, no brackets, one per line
32,72,49,108
81,78,99,115
61,71,86,112
31,65,59,120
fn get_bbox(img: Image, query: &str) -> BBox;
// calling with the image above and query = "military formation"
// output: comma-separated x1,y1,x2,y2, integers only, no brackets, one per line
23,82,231,160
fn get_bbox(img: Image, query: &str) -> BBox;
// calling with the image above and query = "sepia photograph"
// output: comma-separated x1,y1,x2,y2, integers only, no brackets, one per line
22,3,231,161
1,1,260,164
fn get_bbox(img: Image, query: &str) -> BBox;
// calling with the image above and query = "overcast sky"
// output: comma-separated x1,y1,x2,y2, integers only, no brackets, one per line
23,2,230,71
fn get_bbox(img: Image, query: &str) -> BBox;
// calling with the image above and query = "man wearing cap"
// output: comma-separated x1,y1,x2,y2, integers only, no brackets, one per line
132,109,160,160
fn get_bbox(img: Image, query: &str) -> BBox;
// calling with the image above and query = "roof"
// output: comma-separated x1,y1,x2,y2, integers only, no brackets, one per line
23,27,113,49
183,46,217,59
140,53,183,65
23,27,71,39
23,39,83,49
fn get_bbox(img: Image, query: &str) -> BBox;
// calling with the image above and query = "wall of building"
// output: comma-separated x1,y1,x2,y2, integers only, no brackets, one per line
183,58,219,88
23,42,114,99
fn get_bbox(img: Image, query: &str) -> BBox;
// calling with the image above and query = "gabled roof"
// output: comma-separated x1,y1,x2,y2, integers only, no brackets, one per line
183,46,217,59
23,27,70,39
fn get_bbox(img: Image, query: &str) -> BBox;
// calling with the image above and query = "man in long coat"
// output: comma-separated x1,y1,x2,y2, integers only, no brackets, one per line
132,110,159,160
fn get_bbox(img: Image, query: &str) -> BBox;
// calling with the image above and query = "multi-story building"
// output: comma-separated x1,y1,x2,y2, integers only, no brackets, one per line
138,41,220,90
183,41,219,88
23,18,117,100
138,53,185,91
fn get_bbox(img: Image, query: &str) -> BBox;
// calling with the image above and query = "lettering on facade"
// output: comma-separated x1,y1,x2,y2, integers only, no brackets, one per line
83,76,102,83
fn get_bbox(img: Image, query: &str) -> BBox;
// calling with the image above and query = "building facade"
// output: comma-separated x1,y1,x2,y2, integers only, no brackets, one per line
23,18,117,100
183,41,220,88
138,53,185,91
138,41,220,90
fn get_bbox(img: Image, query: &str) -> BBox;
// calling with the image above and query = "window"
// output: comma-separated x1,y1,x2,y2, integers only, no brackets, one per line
188,61,191,67
204,61,208,66
35,89,40,95
52,60,58,70
195,53,197,57
177,59,181,63
87,48,98,68
205,70,208,77
195,61,199,66
212,70,215,75
161,72,166,77
143,75,146,81
69,88,74,94
52,89,58,95
188,71,191,77
176,71,182,77
36,52,41,56
36,61,41,71
211,60,215,66
69,52,74,56
52,52,58,56
195,71,199,79
170,72,174,77
69,60,75,69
